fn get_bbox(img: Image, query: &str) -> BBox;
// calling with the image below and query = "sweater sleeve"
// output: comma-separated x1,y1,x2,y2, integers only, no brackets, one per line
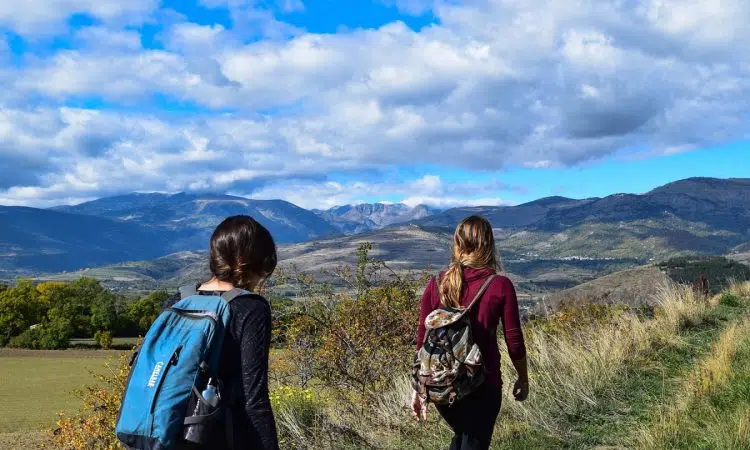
237,299,280,450
416,277,437,350
500,277,527,361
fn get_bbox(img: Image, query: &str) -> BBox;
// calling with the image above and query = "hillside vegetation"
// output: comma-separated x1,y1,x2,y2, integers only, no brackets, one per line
45,245,750,449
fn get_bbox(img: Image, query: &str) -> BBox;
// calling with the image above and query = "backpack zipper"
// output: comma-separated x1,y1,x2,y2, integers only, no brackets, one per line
167,308,219,326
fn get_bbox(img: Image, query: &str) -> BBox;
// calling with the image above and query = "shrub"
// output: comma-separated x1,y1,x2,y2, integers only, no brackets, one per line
95,330,114,349
287,243,422,405
719,292,742,307
8,318,72,349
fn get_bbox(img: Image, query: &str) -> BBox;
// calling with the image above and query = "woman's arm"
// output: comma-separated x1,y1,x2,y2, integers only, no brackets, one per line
499,278,529,400
415,277,437,350
238,299,280,450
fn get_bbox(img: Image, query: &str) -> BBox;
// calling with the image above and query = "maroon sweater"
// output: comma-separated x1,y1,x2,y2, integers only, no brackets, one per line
416,267,527,387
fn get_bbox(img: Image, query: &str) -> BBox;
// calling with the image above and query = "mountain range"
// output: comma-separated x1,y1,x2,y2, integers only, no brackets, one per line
314,203,439,233
1,177,749,277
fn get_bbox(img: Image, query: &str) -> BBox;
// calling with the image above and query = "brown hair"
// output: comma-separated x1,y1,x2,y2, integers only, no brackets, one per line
439,215,502,308
208,215,277,291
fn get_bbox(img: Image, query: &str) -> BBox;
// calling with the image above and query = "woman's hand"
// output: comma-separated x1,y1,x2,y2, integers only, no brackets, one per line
411,391,428,422
513,378,529,402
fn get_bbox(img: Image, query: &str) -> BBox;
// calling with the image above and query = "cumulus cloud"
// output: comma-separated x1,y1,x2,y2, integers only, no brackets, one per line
247,175,515,209
0,0,158,36
1,0,749,207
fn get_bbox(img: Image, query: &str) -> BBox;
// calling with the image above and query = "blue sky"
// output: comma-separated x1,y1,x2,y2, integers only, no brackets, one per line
0,0,748,209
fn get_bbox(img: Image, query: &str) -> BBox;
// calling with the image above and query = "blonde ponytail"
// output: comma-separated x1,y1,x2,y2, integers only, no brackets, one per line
438,216,501,308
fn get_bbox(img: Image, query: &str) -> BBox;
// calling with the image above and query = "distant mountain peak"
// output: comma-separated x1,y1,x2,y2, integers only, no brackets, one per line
317,202,440,233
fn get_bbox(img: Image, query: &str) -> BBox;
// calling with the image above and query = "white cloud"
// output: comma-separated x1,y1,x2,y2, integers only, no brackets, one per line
247,175,514,209
2,0,750,207
0,0,158,36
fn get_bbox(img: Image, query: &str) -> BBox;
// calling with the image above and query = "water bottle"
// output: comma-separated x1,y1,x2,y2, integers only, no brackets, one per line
184,379,219,445
201,382,219,408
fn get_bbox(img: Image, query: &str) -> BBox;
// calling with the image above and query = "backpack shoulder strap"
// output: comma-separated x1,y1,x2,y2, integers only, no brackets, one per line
180,285,255,304
221,288,253,303
461,274,497,315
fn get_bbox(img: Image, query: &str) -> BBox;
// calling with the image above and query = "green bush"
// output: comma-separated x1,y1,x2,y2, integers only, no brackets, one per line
8,318,72,349
719,292,742,307
94,330,113,349
285,243,423,406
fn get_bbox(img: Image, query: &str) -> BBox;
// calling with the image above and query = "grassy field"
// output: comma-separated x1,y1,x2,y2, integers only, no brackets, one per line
0,349,121,445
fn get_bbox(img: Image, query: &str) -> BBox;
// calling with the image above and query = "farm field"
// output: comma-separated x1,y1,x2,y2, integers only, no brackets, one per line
0,348,122,446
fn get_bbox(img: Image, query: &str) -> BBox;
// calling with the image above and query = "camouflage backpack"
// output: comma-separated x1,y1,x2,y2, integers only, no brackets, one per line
412,274,497,405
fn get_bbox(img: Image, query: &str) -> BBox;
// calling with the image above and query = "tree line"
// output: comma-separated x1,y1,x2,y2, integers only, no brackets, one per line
0,278,170,349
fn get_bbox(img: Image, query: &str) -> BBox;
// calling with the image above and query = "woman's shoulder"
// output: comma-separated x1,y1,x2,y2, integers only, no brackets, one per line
230,293,271,316
488,273,515,294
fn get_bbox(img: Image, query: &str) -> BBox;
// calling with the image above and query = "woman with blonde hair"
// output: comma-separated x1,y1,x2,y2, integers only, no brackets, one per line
412,215,528,450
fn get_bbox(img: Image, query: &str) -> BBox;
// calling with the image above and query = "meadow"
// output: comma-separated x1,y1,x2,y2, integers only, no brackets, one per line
0,349,118,449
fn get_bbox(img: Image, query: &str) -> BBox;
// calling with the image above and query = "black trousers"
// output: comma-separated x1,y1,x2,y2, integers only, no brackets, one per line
436,382,502,450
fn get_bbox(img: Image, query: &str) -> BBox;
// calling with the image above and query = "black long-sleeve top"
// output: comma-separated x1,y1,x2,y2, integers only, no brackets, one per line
165,290,279,449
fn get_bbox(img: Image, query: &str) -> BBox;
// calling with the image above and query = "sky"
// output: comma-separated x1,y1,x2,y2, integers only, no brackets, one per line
0,0,748,210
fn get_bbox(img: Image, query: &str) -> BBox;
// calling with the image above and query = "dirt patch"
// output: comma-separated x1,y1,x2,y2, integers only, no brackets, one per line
0,348,126,358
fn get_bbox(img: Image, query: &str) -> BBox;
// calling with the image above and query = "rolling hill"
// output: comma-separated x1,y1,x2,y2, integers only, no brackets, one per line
53,192,339,248
33,225,641,294
402,178,750,260
0,206,168,274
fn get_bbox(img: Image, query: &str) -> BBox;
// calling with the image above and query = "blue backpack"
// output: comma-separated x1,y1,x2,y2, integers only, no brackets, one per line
116,286,250,450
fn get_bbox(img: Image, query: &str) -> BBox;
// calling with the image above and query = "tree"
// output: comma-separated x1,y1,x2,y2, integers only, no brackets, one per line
0,280,46,346
71,278,114,336
127,290,171,335
90,291,117,333
45,281,88,337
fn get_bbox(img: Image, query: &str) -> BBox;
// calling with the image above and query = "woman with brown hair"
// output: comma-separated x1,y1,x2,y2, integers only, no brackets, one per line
411,215,529,450
167,215,280,449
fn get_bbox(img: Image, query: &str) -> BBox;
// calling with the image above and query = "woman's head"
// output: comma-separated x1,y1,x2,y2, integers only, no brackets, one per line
440,215,501,307
208,215,277,291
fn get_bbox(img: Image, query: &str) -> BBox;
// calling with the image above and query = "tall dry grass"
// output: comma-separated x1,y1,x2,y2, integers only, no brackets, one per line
497,280,711,436
272,280,721,448
728,279,750,299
